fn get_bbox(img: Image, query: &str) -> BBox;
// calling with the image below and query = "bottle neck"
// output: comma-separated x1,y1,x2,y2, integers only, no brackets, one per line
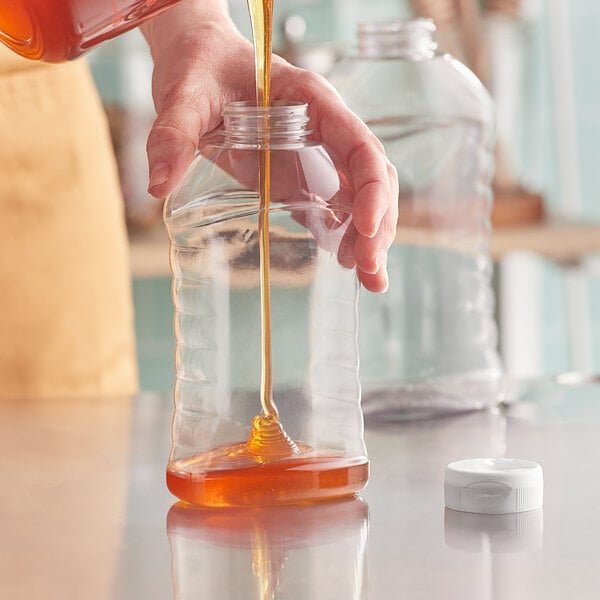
222,101,311,148
357,19,438,60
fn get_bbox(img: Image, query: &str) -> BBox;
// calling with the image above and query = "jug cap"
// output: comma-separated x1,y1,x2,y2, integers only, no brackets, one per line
444,458,543,514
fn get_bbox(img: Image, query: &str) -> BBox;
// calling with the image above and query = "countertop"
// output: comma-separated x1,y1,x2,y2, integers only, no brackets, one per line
2,378,600,599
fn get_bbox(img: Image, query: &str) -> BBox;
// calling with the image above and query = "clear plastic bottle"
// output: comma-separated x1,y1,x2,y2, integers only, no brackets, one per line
0,0,182,62
328,19,503,420
164,101,368,507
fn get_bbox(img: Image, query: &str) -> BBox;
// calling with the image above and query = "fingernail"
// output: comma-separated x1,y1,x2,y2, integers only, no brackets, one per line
364,222,378,239
381,268,389,293
148,161,170,192
374,249,387,274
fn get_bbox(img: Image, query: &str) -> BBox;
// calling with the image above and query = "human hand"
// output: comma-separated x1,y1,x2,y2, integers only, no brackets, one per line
141,0,398,292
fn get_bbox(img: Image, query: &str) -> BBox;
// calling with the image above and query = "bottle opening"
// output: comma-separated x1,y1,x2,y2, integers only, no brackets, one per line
358,18,438,59
0,5,41,59
222,100,312,148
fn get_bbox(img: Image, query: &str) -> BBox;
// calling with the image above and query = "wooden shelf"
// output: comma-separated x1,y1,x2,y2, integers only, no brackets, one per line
129,226,170,279
129,220,600,278
491,219,600,264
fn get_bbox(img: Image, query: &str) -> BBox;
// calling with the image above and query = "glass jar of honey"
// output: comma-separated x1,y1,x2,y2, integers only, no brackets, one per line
0,0,182,62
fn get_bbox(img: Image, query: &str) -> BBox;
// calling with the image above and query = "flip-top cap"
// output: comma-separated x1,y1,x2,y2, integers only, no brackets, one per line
444,458,543,514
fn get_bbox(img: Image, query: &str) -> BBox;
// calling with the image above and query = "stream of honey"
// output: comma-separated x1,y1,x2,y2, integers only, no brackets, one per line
166,0,368,508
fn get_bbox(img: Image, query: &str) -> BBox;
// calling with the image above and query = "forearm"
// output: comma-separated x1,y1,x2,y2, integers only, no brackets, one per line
140,0,237,58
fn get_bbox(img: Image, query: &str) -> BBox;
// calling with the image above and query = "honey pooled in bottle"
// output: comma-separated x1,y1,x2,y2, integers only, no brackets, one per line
166,0,369,507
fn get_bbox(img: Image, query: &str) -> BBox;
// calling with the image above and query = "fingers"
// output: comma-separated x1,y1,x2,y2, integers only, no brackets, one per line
358,268,390,294
295,74,392,231
281,71,399,292
349,147,397,238
352,158,399,293
354,195,398,293
327,141,398,293
147,102,208,199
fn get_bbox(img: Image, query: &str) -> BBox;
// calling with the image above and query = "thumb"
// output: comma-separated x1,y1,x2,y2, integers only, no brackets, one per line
146,102,211,199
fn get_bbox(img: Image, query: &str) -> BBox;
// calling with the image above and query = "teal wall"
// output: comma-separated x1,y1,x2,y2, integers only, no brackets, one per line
568,4,600,222
133,278,174,392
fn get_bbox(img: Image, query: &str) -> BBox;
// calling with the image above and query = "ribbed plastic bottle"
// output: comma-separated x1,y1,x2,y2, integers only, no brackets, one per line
0,0,182,62
164,101,368,507
329,19,503,420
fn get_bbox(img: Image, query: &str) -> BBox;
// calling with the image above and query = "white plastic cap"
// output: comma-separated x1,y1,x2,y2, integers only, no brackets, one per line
444,458,543,515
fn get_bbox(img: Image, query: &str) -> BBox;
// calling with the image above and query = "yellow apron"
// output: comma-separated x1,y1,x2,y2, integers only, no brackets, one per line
0,48,138,399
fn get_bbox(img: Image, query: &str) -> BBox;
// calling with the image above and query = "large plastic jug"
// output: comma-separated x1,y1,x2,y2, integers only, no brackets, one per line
163,101,368,506
329,19,503,420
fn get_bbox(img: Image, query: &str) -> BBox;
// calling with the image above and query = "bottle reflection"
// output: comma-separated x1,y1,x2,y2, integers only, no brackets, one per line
167,498,369,599
444,508,543,599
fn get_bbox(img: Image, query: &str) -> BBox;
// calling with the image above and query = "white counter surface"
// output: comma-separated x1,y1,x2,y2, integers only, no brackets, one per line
1,378,599,598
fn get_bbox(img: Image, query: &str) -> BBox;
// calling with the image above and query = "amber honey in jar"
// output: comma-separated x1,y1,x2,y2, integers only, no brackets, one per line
0,0,182,62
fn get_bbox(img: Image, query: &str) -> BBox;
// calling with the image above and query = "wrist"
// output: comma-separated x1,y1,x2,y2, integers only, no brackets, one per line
141,0,238,58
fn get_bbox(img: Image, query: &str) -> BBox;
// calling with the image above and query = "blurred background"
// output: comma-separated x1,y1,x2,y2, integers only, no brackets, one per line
87,0,600,391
